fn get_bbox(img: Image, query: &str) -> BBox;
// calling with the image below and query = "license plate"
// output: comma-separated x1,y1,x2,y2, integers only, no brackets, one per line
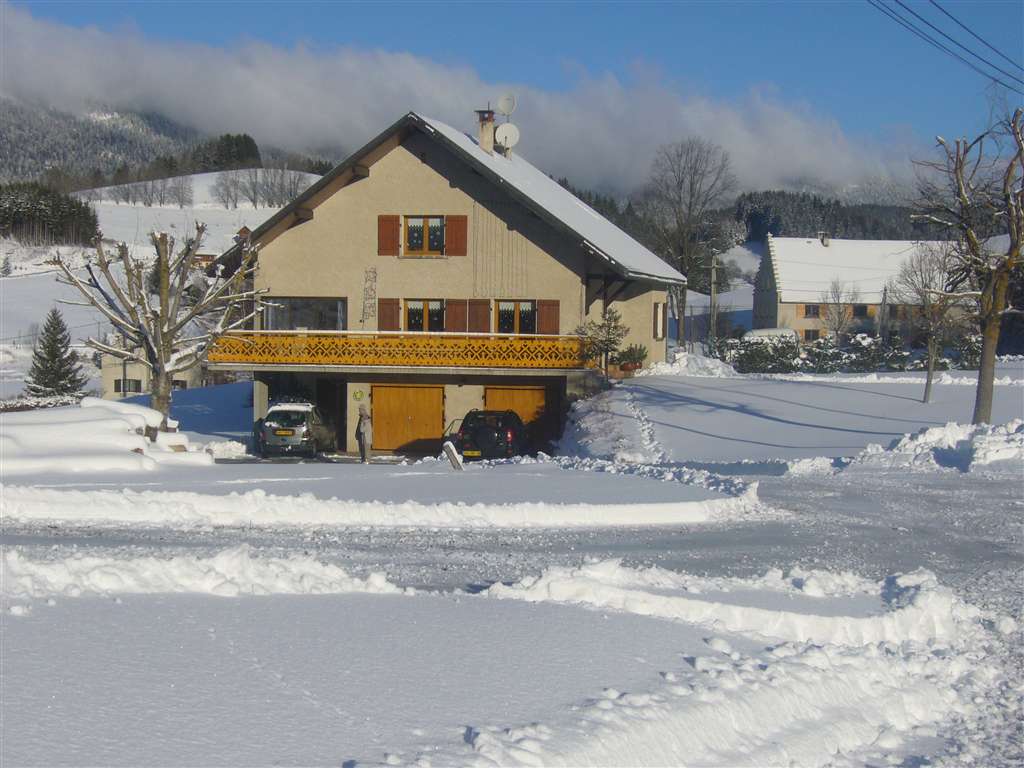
463,450,481,457
274,429,294,436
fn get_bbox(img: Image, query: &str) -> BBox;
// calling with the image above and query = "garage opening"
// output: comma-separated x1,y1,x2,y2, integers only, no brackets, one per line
371,385,444,454
484,385,559,447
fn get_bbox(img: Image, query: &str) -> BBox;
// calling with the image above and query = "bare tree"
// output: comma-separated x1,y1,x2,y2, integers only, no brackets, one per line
212,171,241,209
50,225,261,429
634,138,737,325
169,175,194,209
240,168,262,208
888,244,969,403
914,108,1023,423
820,279,859,343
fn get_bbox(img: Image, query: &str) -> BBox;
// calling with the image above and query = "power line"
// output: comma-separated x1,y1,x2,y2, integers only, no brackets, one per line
929,0,1024,74
866,0,1024,95
892,0,1024,87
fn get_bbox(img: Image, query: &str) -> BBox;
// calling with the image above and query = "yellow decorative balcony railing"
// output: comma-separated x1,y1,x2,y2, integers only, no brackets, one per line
207,331,590,370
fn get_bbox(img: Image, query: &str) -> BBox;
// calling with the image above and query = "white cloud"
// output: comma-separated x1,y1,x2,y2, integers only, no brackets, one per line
1,5,915,194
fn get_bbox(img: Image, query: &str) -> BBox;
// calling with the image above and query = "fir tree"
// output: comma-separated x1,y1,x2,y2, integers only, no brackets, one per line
25,308,88,397
1,255,11,277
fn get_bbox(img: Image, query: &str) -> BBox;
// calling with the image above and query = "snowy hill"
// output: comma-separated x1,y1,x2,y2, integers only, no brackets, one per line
0,170,319,396
84,170,320,255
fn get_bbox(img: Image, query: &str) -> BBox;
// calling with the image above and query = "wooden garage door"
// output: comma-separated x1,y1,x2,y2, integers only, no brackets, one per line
485,386,547,425
371,385,444,452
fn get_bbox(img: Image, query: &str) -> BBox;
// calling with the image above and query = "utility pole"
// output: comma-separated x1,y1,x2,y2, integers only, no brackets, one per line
708,253,718,350
877,286,888,341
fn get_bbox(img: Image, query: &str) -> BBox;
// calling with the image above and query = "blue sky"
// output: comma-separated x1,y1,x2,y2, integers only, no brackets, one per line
6,1,1022,192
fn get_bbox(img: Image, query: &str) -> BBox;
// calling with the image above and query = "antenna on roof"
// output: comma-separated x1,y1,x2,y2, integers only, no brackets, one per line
494,94,520,157
495,123,520,154
496,93,516,118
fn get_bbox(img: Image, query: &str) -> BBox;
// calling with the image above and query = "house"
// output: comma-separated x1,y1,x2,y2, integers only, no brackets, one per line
100,352,203,400
753,233,940,342
207,110,685,454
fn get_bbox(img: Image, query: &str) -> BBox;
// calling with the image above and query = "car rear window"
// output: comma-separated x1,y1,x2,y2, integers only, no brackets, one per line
463,412,517,430
265,410,306,428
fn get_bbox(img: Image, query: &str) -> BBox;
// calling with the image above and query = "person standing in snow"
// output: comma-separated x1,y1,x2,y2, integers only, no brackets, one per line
356,404,373,463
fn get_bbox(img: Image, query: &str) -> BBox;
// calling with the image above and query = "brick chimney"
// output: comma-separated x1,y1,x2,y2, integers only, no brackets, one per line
475,109,495,155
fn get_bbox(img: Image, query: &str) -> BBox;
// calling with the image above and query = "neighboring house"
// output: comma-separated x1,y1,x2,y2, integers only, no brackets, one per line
207,110,685,454
753,233,940,342
100,352,203,400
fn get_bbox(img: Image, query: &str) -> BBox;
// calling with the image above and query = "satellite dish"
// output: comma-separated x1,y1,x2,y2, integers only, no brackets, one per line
495,122,520,149
496,93,517,117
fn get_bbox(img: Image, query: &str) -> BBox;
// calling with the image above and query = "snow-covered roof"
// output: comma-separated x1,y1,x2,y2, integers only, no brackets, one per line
766,235,941,304
415,114,684,285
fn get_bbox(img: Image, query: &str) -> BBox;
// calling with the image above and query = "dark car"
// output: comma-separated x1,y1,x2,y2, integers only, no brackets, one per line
456,410,529,460
255,403,336,458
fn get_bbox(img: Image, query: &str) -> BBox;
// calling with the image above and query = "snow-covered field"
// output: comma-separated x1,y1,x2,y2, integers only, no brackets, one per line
0,172,311,397
3,356,1022,766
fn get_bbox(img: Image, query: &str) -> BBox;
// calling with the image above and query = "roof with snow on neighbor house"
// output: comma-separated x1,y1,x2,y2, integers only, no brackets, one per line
765,234,944,304
417,113,685,285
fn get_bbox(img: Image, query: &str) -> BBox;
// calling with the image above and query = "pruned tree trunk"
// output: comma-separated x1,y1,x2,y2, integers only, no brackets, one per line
924,336,937,404
972,271,1009,424
149,370,172,435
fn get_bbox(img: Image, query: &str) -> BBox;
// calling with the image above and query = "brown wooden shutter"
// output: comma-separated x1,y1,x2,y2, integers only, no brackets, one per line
445,215,468,256
378,298,400,331
653,302,660,339
537,300,560,335
445,299,468,332
662,301,668,340
377,215,400,256
468,299,491,333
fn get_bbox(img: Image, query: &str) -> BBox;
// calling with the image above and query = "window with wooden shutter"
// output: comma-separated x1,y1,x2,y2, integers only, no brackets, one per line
377,298,400,331
445,299,468,332
377,215,400,256
537,300,560,335
445,215,468,256
468,299,491,333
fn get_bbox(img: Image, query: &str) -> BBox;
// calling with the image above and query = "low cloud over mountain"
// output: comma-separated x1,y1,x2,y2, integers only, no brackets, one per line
3,5,918,195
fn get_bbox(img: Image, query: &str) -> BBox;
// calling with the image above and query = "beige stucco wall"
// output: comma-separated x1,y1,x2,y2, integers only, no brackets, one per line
100,354,203,400
583,282,668,366
778,302,880,338
255,132,593,334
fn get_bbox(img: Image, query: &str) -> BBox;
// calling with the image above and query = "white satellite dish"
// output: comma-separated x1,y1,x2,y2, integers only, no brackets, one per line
496,93,517,117
495,122,520,150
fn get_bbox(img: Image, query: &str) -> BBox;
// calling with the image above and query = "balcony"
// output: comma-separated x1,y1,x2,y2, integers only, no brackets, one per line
207,331,590,370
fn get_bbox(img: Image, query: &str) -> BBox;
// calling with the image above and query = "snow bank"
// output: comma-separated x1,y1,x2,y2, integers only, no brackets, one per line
637,351,739,378
0,484,755,529
851,419,1024,472
487,559,978,646
198,439,250,459
0,399,208,475
81,396,178,429
3,544,406,599
638,353,1023,386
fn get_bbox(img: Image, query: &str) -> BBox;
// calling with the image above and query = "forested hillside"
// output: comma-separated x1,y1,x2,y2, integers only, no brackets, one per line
0,183,98,245
733,191,941,241
0,98,197,182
